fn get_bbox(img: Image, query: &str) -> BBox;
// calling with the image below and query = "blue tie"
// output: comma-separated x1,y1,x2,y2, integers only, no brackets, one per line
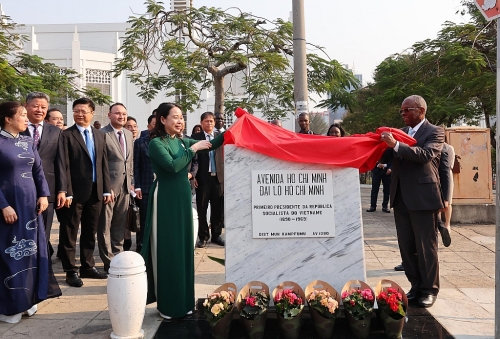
84,129,96,182
209,134,216,173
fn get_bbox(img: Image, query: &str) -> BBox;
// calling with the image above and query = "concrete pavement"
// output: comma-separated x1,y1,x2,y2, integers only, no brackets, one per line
0,185,495,338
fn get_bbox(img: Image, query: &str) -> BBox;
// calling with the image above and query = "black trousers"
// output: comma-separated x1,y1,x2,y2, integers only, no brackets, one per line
370,170,391,208
59,183,102,272
42,202,55,255
393,185,440,296
196,176,222,241
137,193,149,246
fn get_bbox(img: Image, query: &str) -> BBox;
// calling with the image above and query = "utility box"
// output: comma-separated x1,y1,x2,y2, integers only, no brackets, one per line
446,127,493,205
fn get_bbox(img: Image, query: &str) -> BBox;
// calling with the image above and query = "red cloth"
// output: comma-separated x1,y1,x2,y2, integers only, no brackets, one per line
224,108,416,173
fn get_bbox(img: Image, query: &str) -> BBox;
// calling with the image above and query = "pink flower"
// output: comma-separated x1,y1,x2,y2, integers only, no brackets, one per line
246,296,256,307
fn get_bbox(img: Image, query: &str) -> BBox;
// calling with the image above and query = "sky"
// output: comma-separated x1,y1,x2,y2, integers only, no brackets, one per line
2,0,469,85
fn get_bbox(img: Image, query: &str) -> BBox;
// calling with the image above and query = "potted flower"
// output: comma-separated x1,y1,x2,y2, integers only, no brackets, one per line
237,281,270,339
203,283,236,339
375,279,408,339
272,281,305,339
341,280,375,339
305,280,340,339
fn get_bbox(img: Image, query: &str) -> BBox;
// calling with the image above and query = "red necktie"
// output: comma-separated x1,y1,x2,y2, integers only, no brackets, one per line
32,124,40,147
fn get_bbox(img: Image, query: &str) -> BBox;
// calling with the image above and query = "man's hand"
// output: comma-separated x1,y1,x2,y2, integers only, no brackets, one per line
386,169,392,175
135,189,142,199
193,178,198,189
2,206,17,224
56,192,66,209
64,197,73,208
188,173,193,180
380,132,397,148
104,195,112,204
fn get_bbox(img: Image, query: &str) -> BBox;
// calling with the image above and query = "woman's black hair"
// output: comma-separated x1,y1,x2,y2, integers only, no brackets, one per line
0,101,23,128
150,102,183,139
191,124,202,136
326,123,346,137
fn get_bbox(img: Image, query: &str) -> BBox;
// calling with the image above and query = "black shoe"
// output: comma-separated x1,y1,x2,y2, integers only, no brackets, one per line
79,267,108,279
66,272,83,287
136,244,142,253
382,207,391,213
123,239,132,251
418,294,437,308
197,239,208,248
394,263,405,271
366,207,376,212
406,289,419,302
438,221,451,247
212,236,225,246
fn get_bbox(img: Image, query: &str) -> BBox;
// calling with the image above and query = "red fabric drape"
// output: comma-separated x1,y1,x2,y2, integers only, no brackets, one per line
224,108,416,173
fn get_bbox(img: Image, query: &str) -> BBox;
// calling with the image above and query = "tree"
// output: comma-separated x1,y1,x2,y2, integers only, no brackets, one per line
0,15,111,104
343,0,496,148
114,1,360,119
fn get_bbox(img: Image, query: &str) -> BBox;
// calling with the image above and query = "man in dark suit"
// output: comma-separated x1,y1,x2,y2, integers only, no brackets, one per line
139,113,156,138
133,124,154,253
98,103,134,272
380,95,444,308
192,112,224,248
22,92,67,256
367,148,392,213
60,98,111,287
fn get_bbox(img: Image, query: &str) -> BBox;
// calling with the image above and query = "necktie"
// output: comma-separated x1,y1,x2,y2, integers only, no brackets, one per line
84,129,96,182
117,130,125,154
32,124,40,148
208,134,216,173
408,128,416,138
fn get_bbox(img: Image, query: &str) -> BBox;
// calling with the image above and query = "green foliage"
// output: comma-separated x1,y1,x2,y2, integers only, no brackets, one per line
343,0,496,148
115,2,360,119
0,15,110,104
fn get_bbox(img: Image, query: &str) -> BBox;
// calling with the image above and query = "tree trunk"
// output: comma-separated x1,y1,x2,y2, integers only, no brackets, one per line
213,75,225,114
484,111,496,149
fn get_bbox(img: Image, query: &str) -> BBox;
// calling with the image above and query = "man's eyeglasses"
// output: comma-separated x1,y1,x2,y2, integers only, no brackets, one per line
399,107,420,114
73,110,92,115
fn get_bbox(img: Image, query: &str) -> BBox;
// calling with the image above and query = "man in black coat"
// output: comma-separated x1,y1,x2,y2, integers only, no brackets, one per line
367,148,392,213
380,95,444,308
192,112,224,248
22,92,68,255
60,98,111,287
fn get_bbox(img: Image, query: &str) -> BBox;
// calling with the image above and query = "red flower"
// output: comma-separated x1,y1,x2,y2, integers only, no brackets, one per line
246,296,256,307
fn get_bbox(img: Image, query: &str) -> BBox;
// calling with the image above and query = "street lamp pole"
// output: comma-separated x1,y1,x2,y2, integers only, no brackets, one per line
292,0,309,116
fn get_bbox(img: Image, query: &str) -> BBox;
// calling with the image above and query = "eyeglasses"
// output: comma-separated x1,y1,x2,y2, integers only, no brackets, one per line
399,107,420,114
73,110,92,115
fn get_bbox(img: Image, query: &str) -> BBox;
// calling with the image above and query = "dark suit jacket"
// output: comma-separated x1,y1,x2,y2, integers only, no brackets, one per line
438,143,452,202
133,135,154,195
372,148,392,174
62,125,111,203
22,123,68,202
192,131,224,190
381,120,444,211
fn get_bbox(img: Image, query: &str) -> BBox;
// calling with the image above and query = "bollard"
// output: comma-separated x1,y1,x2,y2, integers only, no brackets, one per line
193,207,199,248
107,251,147,339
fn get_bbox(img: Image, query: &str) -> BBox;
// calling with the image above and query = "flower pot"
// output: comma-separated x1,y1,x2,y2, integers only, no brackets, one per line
276,311,303,339
272,281,306,339
305,280,340,339
241,313,267,339
210,307,233,339
236,281,269,339
375,279,408,339
379,309,405,339
309,306,335,339
344,309,371,339
209,282,237,339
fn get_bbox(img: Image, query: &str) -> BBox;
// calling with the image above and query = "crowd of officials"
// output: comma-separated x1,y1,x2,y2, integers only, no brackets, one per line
0,92,454,322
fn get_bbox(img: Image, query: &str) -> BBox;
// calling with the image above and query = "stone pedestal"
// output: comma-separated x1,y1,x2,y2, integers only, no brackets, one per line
225,145,366,292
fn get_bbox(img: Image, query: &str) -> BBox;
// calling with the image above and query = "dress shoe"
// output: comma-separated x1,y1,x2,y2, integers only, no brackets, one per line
79,267,108,279
366,207,376,212
394,263,405,271
418,294,437,308
66,272,83,287
197,239,208,248
123,239,132,251
212,236,225,246
438,220,451,247
406,289,420,302
382,207,391,213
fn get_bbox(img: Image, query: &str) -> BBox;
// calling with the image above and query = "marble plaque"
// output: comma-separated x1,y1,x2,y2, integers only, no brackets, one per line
225,145,366,293
251,170,335,238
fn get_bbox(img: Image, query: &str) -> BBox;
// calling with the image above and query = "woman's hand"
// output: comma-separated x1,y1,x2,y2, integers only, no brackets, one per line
36,197,49,215
2,206,18,224
191,140,212,152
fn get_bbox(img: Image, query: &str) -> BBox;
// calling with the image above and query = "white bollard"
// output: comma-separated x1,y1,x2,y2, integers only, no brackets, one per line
193,207,199,248
107,251,147,339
